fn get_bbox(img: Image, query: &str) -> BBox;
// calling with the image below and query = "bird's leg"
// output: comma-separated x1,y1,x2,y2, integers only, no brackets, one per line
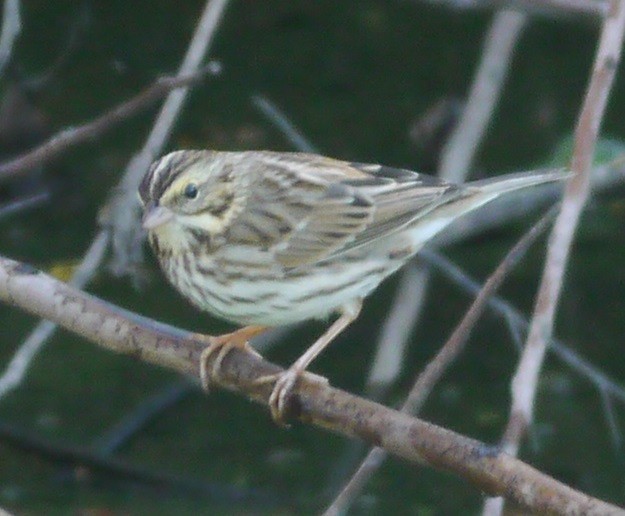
261,301,362,425
199,325,268,391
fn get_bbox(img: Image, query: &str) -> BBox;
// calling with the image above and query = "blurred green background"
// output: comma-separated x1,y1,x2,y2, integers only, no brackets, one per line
0,1,623,514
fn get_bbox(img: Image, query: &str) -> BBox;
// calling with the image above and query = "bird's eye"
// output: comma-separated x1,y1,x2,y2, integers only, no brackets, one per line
184,183,198,199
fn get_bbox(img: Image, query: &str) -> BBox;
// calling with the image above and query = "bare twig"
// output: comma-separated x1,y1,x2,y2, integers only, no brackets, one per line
0,67,217,182
251,94,319,153
416,0,607,20
23,1,91,92
0,255,621,515
484,3,625,513
407,210,557,412
0,0,21,77
323,208,558,516
505,0,624,460
439,9,527,181
599,386,623,450
108,0,230,275
0,190,49,220
365,263,429,400
93,380,192,455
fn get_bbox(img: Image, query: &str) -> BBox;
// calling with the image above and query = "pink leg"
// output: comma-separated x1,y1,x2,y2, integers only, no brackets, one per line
266,301,362,424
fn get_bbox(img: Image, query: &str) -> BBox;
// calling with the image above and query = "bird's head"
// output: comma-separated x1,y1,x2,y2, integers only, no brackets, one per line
139,150,240,249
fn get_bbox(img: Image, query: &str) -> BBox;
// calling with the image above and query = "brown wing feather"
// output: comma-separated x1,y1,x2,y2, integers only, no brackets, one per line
225,152,460,268
274,182,374,267
336,163,461,253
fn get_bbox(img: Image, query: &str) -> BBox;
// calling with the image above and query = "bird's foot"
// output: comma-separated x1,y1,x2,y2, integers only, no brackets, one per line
198,325,267,391
255,368,328,425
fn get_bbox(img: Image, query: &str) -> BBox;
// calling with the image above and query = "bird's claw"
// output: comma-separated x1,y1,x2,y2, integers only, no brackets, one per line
198,326,266,391
255,369,329,425
199,339,241,391
269,370,300,425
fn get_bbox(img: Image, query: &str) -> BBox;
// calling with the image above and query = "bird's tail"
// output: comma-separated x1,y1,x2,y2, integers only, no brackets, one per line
466,168,570,196
403,167,569,249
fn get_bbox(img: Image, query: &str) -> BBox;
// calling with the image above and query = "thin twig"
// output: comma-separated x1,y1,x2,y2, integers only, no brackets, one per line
484,4,625,513
23,1,91,92
251,94,319,153
505,0,625,460
365,263,429,400
323,208,557,516
93,380,192,455
599,386,623,450
407,210,557,412
0,255,621,515
439,9,528,181
417,0,607,20
0,0,21,78
0,67,217,182
108,0,230,276
0,190,49,220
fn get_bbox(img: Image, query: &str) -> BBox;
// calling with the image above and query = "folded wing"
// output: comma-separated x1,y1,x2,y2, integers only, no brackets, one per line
226,152,459,268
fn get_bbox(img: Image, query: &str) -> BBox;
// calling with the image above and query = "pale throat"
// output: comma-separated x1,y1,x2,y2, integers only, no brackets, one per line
151,212,223,251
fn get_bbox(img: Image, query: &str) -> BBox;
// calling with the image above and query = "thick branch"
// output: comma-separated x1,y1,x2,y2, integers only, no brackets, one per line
0,255,620,515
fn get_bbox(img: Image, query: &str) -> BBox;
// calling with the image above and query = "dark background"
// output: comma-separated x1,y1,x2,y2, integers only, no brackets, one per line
0,1,623,514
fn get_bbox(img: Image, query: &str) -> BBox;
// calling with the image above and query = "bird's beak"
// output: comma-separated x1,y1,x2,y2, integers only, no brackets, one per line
142,203,174,230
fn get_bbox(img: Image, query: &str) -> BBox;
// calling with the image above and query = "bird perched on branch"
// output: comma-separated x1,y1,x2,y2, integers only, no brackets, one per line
139,150,567,423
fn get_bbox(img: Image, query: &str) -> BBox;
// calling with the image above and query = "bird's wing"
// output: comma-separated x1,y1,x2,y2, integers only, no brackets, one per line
227,152,459,268
336,162,460,254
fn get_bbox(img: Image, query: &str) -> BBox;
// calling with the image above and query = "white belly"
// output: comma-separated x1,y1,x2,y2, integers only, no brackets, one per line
161,244,398,326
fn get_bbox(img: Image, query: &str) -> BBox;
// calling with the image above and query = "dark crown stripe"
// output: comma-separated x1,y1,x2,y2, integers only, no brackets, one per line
149,151,205,202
